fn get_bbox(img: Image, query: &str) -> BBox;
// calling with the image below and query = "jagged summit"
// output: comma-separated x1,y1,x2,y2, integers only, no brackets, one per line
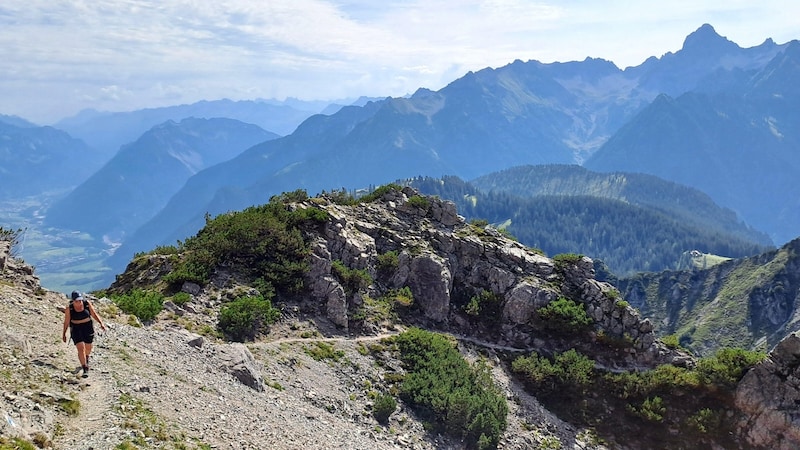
681,23,740,53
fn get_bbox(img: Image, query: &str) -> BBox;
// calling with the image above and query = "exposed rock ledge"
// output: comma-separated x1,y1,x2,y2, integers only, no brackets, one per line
735,332,800,449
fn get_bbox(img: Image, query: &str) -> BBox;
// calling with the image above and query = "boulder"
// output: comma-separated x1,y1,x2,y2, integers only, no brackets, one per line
219,343,265,392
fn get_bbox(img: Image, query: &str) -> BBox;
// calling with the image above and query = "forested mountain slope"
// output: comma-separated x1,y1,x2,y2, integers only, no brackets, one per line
408,174,771,276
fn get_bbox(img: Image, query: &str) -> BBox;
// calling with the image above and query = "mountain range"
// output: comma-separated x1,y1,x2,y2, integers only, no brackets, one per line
2,24,798,293
100,24,796,277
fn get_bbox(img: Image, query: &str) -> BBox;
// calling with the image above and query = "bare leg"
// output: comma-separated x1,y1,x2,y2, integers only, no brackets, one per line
85,343,93,365
75,342,87,367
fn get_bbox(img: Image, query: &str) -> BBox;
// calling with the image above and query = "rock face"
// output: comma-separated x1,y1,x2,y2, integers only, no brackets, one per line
735,332,800,449
303,187,667,366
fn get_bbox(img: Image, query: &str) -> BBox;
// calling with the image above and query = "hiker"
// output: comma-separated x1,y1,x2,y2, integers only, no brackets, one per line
62,291,106,377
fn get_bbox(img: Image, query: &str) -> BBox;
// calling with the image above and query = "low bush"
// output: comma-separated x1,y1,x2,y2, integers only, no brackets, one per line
111,289,164,322
464,289,500,317
218,294,281,342
695,347,766,388
537,297,593,333
331,260,372,293
164,190,324,290
384,286,414,307
376,250,399,274
512,349,595,392
407,195,430,211
390,328,508,449
304,341,345,362
373,393,397,424
553,253,584,268
357,184,404,203
169,292,191,306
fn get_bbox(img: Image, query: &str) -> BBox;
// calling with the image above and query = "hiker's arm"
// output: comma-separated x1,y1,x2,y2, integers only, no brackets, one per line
88,302,106,330
62,308,70,342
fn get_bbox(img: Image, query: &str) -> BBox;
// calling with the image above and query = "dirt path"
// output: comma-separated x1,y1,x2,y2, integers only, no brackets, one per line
52,330,121,449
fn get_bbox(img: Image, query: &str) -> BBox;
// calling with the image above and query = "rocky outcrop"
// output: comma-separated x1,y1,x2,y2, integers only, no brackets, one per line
735,332,800,449
0,239,40,291
303,187,664,367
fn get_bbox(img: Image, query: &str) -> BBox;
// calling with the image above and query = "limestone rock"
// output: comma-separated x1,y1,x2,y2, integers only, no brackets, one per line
735,332,800,449
219,343,265,392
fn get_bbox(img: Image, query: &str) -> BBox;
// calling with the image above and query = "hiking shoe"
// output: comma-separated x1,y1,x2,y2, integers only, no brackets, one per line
82,365,89,378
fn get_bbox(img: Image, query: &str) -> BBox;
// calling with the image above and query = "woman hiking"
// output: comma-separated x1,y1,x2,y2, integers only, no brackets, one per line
62,291,106,378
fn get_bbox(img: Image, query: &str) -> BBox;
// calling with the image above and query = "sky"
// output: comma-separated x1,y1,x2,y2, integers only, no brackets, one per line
0,1,797,125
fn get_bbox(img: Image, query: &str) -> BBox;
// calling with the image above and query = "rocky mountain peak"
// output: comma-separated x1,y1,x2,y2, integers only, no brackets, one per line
681,23,740,54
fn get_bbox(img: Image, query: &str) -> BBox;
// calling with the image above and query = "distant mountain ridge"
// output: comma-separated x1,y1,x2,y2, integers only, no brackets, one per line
44,118,278,240
53,98,325,156
584,45,800,244
0,121,102,199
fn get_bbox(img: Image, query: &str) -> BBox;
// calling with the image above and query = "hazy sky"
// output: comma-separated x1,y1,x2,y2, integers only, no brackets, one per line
1,0,797,124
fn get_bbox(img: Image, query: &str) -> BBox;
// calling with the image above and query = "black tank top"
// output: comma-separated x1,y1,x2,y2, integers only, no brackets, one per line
69,300,91,322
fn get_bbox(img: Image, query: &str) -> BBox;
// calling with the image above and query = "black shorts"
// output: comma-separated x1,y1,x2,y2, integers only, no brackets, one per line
70,321,95,344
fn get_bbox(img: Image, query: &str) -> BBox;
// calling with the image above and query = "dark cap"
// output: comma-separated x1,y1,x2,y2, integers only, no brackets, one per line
71,291,82,300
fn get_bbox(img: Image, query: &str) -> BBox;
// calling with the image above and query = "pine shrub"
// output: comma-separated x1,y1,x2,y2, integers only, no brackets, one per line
111,289,164,322
218,294,281,342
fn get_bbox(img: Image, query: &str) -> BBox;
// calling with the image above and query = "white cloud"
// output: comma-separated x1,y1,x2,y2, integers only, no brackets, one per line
0,0,797,124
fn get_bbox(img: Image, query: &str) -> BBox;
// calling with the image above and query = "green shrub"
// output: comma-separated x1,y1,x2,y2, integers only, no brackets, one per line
218,294,281,342
407,195,430,210
169,292,191,306
376,250,399,274
390,328,508,449
373,393,397,424
385,287,414,307
687,407,721,433
553,253,583,268
537,297,593,333
512,349,595,392
627,396,666,422
607,363,699,399
358,184,404,203
111,289,164,322
0,437,37,450
150,244,179,255
304,341,345,361
162,249,214,285
661,334,681,349
695,347,766,388
166,192,323,291
464,290,500,317
469,219,489,228
331,260,372,293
